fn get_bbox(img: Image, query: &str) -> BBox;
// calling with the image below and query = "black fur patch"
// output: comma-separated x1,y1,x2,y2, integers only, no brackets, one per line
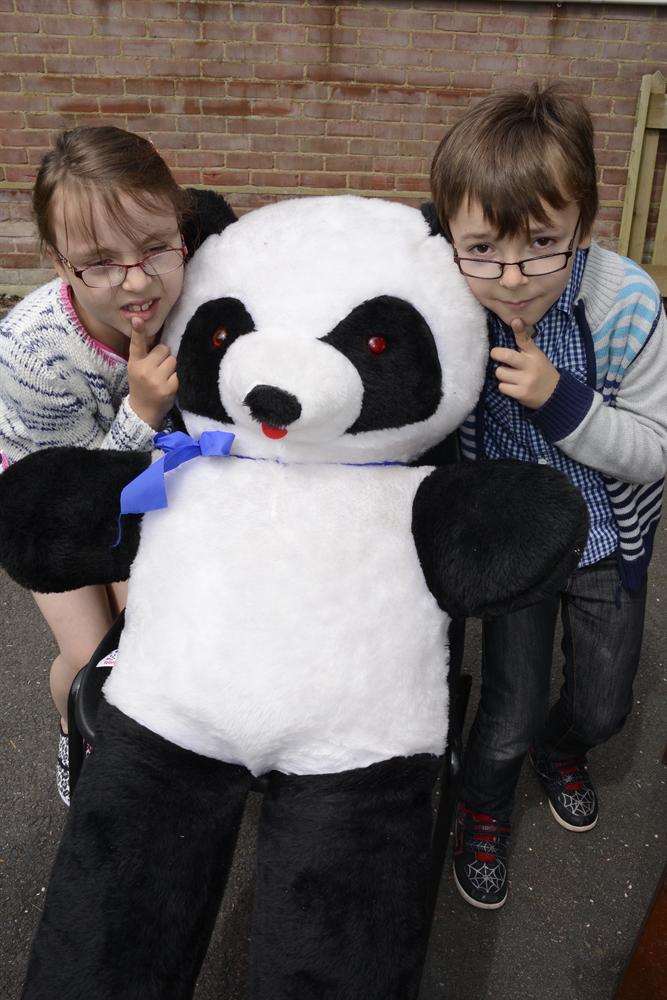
250,754,441,1000
0,448,148,593
412,459,589,619
22,702,252,1000
322,295,442,434
176,297,255,421
181,187,237,258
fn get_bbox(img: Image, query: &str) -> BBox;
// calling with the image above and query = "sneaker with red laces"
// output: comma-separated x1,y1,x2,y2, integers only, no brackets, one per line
530,748,598,832
452,802,510,909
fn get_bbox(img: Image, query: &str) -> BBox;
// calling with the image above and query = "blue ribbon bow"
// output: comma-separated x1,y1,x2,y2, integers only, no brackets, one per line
113,430,235,546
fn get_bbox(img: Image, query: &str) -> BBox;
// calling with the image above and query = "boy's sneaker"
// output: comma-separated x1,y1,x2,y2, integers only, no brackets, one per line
452,802,510,909
56,726,70,807
530,748,598,832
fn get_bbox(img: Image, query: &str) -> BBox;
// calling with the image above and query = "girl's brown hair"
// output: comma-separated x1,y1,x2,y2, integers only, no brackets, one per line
33,125,192,253
430,83,598,241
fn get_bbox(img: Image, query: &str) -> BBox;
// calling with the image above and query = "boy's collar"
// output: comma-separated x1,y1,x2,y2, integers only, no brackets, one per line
534,246,589,331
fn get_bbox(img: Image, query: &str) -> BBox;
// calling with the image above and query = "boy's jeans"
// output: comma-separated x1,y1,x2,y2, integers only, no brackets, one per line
461,556,647,822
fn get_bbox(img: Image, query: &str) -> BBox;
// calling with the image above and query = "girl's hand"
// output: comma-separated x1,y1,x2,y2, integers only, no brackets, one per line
127,315,178,430
490,318,560,409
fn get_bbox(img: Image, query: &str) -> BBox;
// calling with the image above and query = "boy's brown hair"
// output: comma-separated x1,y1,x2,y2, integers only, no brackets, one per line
33,125,192,254
430,83,598,241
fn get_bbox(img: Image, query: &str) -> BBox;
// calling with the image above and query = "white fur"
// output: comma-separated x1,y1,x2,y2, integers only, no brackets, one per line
103,458,449,776
164,196,487,464
104,196,489,776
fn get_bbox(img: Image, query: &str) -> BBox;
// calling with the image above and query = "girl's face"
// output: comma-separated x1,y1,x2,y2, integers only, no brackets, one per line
49,190,184,353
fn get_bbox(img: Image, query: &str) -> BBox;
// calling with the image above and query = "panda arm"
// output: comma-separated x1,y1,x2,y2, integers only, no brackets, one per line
411,459,588,619
0,448,149,594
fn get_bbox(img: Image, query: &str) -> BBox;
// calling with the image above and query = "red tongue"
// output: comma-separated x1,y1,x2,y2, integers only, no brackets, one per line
261,423,288,440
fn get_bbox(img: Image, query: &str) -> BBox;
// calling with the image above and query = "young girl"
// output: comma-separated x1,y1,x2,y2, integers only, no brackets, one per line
0,126,234,804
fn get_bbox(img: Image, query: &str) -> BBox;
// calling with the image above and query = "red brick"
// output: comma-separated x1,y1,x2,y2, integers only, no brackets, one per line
2,54,45,73
124,1,177,18
228,116,277,135
412,31,453,50
284,5,334,27
548,38,598,58
1,12,39,29
339,7,388,28
601,42,648,61
255,24,306,43
431,51,474,71
0,113,24,129
519,54,572,76
250,171,299,187
149,59,201,77
434,12,479,32
354,66,408,87
16,34,65,55
225,42,278,62
170,169,202,185
524,17,564,38
231,3,282,23
70,37,121,56
202,22,254,40
574,18,627,41
301,171,347,189
305,64,356,85
0,75,21,93
480,15,525,34
299,136,347,155
40,14,94,35
175,149,225,168
405,69,456,89
44,55,96,73
201,99,252,116
626,21,662,43
97,97,151,114
24,74,73,94
251,134,298,152
275,153,323,171
303,101,352,121
330,46,379,66
475,53,519,72
389,10,435,31
385,47,431,68
1,147,28,164
172,40,227,59
278,82,328,101
450,70,493,90
96,18,146,36
454,32,497,53
180,1,229,22
70,0,122,14
48,96,100,113
348,172,395,191
358,28,410,48
121,40,173,58
125,77,175,96
176,79,228,98
201,133,252,151
571,59,619,79
228,82,280,100
228,151,275,169
307,27,357,46
149,19,201,39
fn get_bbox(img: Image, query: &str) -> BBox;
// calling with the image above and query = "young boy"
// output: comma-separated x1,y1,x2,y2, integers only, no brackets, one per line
429,84,667,909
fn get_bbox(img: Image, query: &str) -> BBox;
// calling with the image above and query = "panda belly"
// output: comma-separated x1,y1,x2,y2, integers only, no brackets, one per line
103,457,449,775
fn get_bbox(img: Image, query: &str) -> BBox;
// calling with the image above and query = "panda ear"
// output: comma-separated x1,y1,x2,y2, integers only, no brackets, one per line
181,187,238,258
419,201,450,241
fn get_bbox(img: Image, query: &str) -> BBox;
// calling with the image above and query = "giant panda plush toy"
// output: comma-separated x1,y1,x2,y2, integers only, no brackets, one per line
0,196,586,1000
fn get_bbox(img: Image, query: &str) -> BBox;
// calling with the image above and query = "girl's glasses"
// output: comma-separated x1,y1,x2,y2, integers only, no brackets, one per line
55,244,186,289
454,214,582,280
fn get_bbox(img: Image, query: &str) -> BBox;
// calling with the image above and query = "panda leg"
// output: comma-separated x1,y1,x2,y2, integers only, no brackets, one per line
249,754,441,1000
22,701,252,1000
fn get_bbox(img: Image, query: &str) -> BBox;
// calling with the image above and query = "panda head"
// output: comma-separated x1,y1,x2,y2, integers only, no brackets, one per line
163,195,487,464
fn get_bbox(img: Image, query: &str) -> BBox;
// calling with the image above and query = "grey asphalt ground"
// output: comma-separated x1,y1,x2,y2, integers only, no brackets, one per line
1,524,665,1000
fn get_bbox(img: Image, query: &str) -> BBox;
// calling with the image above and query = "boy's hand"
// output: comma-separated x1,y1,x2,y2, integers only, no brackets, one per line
490,318,560,409
127,315,178,430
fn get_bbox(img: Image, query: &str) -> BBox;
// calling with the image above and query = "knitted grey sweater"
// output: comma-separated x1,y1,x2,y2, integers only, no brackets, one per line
0,279,155,470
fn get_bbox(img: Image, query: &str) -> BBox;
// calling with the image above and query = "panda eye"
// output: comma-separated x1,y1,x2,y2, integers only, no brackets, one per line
368,335,387,355
211,327,228,348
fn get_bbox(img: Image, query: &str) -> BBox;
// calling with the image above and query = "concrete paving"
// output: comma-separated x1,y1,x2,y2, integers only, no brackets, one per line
1,523,665,1000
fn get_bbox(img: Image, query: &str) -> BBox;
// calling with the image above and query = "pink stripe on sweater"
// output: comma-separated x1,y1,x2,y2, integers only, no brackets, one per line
1,452,9,471
59,282,126,366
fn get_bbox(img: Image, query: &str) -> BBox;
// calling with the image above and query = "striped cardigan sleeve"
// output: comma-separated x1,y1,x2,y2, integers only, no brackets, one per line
552,293,667,486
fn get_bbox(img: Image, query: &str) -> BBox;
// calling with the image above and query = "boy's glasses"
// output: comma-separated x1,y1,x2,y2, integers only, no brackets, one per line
55,244,186,289
453,214,581,280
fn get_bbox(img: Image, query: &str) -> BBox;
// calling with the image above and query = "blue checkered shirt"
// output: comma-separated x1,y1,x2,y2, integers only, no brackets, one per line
482,248,617,567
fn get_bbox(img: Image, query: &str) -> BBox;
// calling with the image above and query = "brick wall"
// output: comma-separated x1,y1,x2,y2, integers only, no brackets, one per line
1,0,665,293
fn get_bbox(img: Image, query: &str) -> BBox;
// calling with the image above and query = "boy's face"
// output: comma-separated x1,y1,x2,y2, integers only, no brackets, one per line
447,198,589,328
49,190,184,352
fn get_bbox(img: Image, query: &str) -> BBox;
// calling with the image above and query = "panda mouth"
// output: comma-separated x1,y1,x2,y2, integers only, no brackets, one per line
261,422,288,440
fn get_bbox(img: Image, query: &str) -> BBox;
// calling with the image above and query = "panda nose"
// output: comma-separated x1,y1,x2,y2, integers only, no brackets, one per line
244,384,302,427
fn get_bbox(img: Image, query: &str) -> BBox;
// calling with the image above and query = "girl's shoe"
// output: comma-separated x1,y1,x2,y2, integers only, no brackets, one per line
452,801,510,909
530,748,598,832
56,726,70,807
